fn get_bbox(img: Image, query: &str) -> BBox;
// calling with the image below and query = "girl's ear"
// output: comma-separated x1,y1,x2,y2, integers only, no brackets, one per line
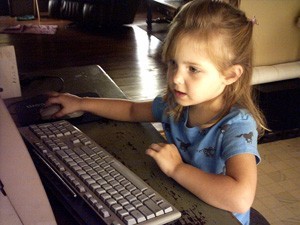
223,65,243,85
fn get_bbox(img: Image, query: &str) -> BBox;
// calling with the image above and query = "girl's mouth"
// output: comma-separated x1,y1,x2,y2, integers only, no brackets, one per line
174,90,187,98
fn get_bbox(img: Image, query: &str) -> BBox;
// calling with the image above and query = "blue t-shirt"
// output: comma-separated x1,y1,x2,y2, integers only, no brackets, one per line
152,96,261,225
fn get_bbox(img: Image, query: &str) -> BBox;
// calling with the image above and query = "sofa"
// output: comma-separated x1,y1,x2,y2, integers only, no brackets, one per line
48,0,140,27
240,0,300,142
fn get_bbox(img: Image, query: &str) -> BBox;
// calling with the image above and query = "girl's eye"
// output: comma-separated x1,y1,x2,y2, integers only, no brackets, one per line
168,60,177,70
188,66,200,74
168,60,177,68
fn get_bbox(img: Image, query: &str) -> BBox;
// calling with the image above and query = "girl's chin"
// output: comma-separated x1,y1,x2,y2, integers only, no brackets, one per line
174,97,190,107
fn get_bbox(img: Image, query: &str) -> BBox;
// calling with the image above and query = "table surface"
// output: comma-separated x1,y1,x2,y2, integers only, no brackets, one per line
8,65,240,225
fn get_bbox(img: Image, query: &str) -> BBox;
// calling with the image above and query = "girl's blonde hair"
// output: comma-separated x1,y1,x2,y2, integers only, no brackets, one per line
162,0,267,136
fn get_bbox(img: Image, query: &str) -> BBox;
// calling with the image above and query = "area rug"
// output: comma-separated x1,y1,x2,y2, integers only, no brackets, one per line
0,24,58,35
138,22,169,41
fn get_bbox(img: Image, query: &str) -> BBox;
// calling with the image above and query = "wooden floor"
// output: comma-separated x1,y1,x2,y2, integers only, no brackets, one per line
0,7,167,101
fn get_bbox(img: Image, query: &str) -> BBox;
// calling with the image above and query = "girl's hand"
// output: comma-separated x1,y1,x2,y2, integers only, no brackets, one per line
146,143,183,177
45,92,83,118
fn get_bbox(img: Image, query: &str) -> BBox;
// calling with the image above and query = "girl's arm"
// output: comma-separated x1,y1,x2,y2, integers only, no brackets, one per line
46,92,156,122
146,143,257,214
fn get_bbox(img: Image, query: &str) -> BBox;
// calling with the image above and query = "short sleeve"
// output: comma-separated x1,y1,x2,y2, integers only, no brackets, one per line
221,111,261,164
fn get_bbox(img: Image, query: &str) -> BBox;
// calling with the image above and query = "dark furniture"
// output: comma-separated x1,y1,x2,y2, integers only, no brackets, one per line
145,0,241,29
146,0,183,29
8,0,34,17
48,0,141,27
250,208,270,225
254,79,300,143
0,0,9,15
7,0,49,16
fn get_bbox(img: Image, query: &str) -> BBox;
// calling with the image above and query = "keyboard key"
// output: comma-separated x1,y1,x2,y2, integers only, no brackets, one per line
111,203,122,213
100,209,110,218
137,194,148,203
138,205,155,220
95,188,106,196
112,193,123,201
130,210,146,223
90,183,101,192
124,204,135,212
144,199,164,216
100,193,110,201
118,199,129,207
84,193,92,200
159,202,173,213
81,146,95,156
126,195,137,203
75,185,86,193
89,197,98,205
117,209,129,219
123,215,136,225
106,198,117,207
132,200,142,208
95,202,103,211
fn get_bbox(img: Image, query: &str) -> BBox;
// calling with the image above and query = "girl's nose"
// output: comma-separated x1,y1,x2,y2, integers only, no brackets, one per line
172,68,184,85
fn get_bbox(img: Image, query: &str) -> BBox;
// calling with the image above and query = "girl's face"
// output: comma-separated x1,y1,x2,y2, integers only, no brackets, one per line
167,35,227,109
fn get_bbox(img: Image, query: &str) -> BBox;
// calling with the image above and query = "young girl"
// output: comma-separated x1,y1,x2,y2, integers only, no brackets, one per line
46,1,266,224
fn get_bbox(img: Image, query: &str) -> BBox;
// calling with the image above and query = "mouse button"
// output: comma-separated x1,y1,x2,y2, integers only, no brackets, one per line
40,104,61,120
63,110,84,119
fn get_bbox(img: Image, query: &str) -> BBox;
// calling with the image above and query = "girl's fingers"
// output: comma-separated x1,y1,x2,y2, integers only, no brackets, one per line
145,144,161,158
148,143,165,151
145,143,169,159
45,98,60,107
145,148,155,157
148,144,160,152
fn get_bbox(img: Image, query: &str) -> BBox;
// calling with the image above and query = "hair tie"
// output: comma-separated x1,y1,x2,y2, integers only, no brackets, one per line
249,16,259,25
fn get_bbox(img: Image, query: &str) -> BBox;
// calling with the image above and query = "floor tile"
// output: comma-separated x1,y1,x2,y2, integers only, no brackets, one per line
254,137,300,224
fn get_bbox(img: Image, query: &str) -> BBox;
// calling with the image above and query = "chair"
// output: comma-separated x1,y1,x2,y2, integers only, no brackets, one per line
250,207,270,225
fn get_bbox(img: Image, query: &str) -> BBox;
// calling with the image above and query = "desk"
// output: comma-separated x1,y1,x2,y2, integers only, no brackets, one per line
146,0,184,29
7,65,240,225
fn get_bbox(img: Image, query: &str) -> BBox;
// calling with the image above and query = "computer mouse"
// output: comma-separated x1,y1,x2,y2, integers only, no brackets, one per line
40,104,61,120
40,104,84,120
63,110,84,119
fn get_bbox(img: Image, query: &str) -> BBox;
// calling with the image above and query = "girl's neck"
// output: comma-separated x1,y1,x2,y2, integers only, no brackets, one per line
188,95,225,129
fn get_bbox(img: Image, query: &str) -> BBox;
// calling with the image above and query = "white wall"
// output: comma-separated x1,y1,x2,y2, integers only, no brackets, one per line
240,0,300,66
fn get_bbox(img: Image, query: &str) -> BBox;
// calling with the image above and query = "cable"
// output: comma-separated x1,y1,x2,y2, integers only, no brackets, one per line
0,179,7,196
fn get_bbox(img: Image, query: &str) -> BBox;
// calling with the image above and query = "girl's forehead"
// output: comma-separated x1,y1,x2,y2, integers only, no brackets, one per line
172,34,211,56
179,34,206,48
171,31,229,64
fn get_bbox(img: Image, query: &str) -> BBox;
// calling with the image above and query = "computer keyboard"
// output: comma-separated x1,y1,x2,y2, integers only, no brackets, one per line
19,120,181,225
